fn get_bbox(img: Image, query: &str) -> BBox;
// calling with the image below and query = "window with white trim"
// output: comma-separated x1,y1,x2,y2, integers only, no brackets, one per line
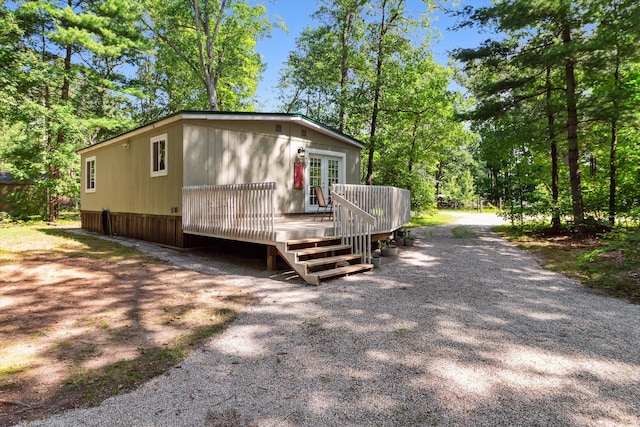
150,133,168,177
85,156,96,192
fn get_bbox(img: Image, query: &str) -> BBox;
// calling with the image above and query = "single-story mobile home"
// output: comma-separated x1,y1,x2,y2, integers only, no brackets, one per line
79,111,410,284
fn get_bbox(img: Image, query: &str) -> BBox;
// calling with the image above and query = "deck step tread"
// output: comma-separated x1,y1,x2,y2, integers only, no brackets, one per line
285,237,342,246
300,254,362,267
289,244,352,256
310,264,374,280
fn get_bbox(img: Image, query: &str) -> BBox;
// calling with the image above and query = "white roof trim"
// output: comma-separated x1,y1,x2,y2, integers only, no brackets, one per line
78,114,182,154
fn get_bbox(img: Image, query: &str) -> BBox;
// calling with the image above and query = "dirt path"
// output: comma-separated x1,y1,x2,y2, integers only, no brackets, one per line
0,227,257,426
16,213,640,426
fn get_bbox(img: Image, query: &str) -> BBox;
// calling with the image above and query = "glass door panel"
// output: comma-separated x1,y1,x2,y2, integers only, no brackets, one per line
308,157,322,206
305,154,344,212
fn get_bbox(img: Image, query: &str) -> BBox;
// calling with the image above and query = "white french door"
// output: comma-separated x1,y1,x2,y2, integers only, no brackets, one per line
305,150,345,212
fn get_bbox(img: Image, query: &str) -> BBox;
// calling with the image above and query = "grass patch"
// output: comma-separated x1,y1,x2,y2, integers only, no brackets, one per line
59,308,237,406
1,221,254,424
0,351,33,391
60,346,185,405
451,225,478,239
0,364,29,378
406,212,454,228
494,223,640,303
0,221,148,261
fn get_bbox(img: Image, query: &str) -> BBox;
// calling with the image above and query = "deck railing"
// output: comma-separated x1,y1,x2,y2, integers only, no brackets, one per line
330,191,376,263
182,182,275,243
332,184,411,234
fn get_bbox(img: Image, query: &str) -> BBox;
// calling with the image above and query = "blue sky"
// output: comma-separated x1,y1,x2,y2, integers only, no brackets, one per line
253,0,493,111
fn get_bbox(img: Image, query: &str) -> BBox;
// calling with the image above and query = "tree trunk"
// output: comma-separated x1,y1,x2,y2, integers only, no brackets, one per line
339,8,355,133
545,67,561,231
609,50,621,226
365,24,384,185
562,21,585,235
407,119,418,174
193,0,227,111
435,162,443,201
365,0,400,185
48,32,73,222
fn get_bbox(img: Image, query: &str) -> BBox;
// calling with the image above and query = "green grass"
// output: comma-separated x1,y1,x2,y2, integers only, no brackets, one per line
0,221,147,261
451,225,478,239
494,222,640,303
1,220,249,417
61,347,185,405
59,308,237,405
406,212,455,228
0,209,80,228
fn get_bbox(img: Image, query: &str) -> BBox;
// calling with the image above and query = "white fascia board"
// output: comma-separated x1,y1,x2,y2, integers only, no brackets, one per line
77,114,184,155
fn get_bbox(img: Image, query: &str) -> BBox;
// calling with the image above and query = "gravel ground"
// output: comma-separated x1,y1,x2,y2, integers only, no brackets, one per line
19,213,640,426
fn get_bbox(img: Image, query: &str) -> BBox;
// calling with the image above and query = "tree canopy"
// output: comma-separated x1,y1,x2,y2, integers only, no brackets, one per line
2,0,639,227
454,0,640,232
278,0,473,209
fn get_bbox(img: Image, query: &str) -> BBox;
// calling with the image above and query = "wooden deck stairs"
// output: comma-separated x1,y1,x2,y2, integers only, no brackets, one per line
275,237,373,285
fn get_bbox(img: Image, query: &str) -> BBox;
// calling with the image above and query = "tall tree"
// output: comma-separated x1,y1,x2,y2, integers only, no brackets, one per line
363,0,407,185
454,0,599,234
6,0,145,220
143,0,275,111
277,0,366,132
377,46,467,209
277,0,473,207
582,0,640,224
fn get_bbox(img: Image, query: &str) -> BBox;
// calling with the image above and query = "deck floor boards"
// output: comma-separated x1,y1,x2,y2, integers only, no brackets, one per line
273,214,334,242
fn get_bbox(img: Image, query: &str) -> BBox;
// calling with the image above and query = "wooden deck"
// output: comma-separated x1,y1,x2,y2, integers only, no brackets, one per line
181,183,411,284
182,183,411,246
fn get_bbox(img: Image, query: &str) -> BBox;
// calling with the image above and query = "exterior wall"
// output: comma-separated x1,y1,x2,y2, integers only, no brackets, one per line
80,122,186,246
183,119,362,214
80,122,184,216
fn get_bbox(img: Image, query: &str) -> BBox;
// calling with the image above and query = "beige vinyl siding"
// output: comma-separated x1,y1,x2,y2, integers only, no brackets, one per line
81,115,361,217
183,122,289,212
295,124,361,185
80,123,184,216
183,120,361,214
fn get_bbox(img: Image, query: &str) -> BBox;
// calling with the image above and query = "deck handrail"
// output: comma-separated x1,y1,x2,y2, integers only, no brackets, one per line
330,191,376,263
182,183,275,242
332,184,411,234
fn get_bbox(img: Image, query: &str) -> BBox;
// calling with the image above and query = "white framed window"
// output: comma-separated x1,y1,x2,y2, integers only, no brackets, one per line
85,156,96,193
150,133,168,177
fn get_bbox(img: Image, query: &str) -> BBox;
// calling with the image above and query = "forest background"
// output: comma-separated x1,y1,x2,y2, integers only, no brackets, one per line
1,0,639,235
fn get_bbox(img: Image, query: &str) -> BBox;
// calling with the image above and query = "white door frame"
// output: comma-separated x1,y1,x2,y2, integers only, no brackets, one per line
304,148,346,213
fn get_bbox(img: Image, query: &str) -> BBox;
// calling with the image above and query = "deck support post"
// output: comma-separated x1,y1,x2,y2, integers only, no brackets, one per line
267,245,279,270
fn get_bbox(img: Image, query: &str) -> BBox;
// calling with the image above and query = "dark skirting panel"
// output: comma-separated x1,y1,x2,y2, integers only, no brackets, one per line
81,210,210,248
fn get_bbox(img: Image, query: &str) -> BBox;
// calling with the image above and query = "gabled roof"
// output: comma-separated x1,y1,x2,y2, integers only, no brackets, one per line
78,111,365,154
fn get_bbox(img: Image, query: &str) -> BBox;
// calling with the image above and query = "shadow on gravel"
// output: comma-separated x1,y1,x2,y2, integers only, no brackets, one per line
17,222,640,426
192,223,640,426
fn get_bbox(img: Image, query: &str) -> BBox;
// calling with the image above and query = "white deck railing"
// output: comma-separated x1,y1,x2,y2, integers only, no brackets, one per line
332,184,411,234
330,191,376,263
182,183,275,242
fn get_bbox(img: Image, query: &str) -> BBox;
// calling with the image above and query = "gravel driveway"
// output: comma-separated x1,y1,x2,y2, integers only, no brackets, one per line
21,213,640,426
